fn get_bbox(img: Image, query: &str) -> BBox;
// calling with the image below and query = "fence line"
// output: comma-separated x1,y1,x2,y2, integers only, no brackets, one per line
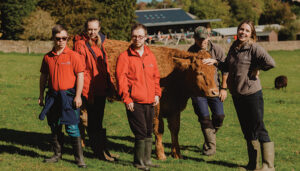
0,40,299,54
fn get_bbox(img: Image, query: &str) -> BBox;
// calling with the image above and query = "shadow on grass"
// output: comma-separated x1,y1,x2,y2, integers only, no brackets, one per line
0,128,133,166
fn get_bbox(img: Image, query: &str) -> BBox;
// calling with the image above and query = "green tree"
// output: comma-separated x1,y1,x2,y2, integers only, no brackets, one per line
189,0,232,28
0,0,37,40
259,0,295,25
38,0,93,36
20,8,56,40
278,20,300,40
228,0,264,26
94,0,137,40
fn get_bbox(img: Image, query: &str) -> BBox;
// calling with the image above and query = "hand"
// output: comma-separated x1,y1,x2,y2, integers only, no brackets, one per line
38,95,44,106
73,95,82,108
153,95,160,106
202,58,217,65
251,69,260,79
126,102,134,112
219,89,227,102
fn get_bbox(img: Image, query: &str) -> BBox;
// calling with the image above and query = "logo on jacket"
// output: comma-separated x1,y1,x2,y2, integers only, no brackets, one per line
146,64,153,67
61,61,71,65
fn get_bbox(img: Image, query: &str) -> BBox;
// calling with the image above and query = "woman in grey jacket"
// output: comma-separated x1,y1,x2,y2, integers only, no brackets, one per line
220,20,276,171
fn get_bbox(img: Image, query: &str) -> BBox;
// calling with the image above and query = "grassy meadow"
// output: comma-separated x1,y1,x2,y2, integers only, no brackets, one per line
0,50,299,171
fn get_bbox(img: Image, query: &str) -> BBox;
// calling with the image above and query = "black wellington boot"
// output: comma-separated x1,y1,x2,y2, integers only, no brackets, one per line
44,132,64,163
144,138,159,168
134,139,150,171
71,136,87,168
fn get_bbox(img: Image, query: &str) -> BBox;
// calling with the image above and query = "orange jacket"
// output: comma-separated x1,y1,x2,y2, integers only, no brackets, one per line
73,33,112,100
116,45,161,105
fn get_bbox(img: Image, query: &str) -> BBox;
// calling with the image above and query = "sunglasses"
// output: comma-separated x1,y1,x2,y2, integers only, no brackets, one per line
55,37,68,41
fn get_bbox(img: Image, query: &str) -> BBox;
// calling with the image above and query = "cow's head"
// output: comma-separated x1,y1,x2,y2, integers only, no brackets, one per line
173,51,219,97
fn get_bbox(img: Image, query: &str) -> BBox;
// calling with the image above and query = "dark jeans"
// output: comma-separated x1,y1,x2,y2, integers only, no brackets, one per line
86,96,106,134
232,90,271,142
191,96,225,128
126,103,154,140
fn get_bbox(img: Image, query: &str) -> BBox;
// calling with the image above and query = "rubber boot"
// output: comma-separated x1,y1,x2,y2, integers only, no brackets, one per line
71,137,87,168
245,140,260,170
255,142,275,171
134,139,150,171
98,128,118,161
202,128,216,156
44,132,63,163
144,138,159,168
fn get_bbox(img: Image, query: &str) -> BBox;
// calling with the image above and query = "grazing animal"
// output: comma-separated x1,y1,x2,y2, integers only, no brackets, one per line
104,39,218,160
275,75,288,89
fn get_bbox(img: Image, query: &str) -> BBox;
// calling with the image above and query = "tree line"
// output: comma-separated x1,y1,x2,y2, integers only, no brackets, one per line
1,0,299,41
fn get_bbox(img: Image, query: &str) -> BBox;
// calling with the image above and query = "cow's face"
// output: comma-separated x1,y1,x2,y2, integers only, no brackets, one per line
173,52,219,97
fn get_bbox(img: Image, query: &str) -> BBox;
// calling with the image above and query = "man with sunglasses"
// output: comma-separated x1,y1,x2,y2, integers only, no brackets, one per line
116,23,161,170
188,26,228,156
38,25,86,168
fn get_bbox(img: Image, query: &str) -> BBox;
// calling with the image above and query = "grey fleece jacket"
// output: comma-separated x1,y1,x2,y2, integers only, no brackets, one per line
223,41,275,96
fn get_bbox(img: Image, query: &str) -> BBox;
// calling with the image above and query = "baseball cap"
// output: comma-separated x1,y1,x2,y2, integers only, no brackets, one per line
194,26,210,39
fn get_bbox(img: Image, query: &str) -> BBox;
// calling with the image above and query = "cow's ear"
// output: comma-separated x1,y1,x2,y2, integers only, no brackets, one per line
172,57,191,70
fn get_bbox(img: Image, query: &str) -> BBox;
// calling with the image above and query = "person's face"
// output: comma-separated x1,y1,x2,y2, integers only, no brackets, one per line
237,23,252,42
53,30,68,50
87,21,100,39
131,28,146,49
195,37,209,49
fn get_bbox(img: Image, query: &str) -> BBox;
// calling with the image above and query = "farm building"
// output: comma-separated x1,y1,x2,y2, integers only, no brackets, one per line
135,8,221,36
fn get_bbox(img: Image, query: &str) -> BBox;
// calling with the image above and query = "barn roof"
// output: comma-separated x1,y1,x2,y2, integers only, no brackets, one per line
136,8,221,27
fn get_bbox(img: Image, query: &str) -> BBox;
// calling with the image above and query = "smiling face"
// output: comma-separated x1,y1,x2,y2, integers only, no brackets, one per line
237,23,252,42
87,20,100,39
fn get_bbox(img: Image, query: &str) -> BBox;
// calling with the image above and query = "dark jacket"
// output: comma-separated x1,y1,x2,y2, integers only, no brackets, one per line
39,88,80,125
222,41,275,96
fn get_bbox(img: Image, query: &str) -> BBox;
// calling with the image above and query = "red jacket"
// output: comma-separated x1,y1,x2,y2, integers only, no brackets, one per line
73,33,112,100
116,45,161,105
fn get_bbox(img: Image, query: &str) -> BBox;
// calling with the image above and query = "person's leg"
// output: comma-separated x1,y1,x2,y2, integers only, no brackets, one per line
192,96,216,156
144,104,159,167
79,97,88,148
126,103,149,170
44,123,63,163
65,124,87,168
208,97,225,132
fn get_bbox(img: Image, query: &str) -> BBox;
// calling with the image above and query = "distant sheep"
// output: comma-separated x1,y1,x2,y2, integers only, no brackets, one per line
274,75,287,89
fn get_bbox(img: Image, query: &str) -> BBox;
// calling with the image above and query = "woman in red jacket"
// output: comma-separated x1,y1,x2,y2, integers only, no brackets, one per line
116,24,161,170
73,18,116,161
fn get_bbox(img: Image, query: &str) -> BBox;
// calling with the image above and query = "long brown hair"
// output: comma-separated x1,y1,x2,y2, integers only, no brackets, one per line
85,18,102,48
237,20,256,42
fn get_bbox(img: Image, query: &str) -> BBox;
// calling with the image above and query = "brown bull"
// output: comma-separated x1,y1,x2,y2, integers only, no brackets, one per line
104,39,219,160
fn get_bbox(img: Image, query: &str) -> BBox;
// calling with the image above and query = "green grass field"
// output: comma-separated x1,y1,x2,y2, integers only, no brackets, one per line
0,50,299,171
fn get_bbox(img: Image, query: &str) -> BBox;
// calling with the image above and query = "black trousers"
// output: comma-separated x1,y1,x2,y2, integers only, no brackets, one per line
232,90,271,142
126,103,154,140
86,96,106,134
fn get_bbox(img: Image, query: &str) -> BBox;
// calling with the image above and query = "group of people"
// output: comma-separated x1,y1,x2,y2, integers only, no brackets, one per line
38,18,275,171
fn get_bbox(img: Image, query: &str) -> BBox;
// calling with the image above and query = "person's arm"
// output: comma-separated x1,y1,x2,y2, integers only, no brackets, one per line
39,73,48,106
253,44,276,71
219,73,228,102
116,53,134,111
73,72,84,108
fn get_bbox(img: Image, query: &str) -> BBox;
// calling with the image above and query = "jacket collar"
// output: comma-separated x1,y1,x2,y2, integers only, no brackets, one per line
50,46,70,56
128,44,149,57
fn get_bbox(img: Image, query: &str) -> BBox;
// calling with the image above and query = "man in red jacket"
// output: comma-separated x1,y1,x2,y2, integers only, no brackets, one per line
116,24,161,170
73,18,116,161
39,25,86,168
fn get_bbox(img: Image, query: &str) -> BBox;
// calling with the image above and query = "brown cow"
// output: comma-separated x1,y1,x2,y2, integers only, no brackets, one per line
104,39,219,160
